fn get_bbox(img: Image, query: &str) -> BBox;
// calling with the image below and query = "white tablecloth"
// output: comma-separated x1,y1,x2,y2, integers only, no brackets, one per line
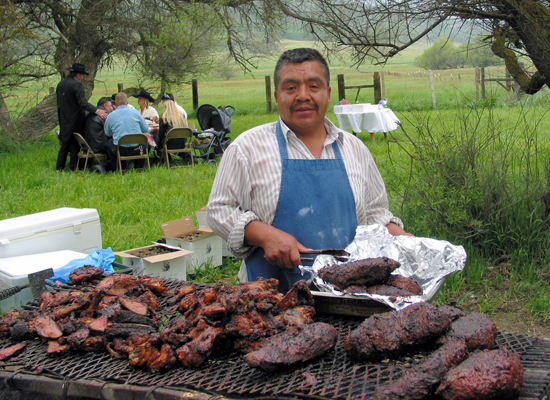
334,107,401,134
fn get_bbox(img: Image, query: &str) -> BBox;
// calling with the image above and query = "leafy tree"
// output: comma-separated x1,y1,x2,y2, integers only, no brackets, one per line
458,37,504,68
0,0,281,143
274,0,550,95
415,38,465,70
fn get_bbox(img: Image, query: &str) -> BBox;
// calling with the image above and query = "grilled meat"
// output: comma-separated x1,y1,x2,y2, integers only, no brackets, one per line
345,284,417,297
244,322,338,372
437,312,497,351
344,302,451,361
148,343,177,373
386,275,423,295
319,257,400,291
437,304,466,322
0,342,26,361
34,316,63,339
69,266,104,283
436,347,524,400
176,319,224,368
47,340,70,355
417,339,469,379
371,371,439,400
371,339,470,399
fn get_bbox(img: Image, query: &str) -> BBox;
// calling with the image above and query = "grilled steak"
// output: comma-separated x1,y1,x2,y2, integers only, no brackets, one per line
319,257,400,291
437,312,497,351
436,347,524,400
344,302,451,361
244,322,338,372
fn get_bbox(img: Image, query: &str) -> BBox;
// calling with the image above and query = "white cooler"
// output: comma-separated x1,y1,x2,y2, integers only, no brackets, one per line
0,208,102,258
0,250,88,312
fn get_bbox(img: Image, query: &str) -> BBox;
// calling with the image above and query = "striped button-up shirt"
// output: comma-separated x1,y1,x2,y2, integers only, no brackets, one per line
207,117,403,258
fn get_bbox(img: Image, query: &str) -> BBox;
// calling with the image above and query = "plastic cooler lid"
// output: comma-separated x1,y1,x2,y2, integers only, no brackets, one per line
0,250,88,278
0,208,99,241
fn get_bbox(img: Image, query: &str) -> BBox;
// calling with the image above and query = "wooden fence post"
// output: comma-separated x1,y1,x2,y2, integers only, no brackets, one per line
481,67,486,100
265,76,272,113
192,79,198,110
429,69,437,108
117,83,124,92
381,71,386,99
337,74,345,102
373,72,381,104
475,67,479,101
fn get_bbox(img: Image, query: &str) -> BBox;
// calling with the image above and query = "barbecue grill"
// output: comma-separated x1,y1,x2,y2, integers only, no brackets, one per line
1,277,549,400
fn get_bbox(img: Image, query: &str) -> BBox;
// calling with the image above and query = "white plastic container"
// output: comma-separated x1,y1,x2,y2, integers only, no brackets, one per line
0,250,88,312
0,208,102,258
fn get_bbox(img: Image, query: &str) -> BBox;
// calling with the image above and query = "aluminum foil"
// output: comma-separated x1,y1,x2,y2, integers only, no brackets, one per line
299,224,467,311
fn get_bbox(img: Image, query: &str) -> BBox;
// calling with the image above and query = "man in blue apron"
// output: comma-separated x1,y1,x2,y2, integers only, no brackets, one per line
207,48,412,294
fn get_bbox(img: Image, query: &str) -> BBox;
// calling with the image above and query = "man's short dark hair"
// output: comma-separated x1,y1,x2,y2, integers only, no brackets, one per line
97,97,112,108
274,48,330,89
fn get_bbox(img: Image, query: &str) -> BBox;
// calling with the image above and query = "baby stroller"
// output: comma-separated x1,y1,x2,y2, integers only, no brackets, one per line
192,104,235,164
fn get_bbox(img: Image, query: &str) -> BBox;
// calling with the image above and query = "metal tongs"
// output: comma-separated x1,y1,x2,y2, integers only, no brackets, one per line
300,248,351,262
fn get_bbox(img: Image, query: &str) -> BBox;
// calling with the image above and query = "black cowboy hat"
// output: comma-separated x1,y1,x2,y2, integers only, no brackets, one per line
132,89,155,103
67,62,89,75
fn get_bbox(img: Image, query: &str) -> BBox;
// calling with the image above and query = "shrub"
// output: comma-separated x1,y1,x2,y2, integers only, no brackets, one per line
388,104,550,263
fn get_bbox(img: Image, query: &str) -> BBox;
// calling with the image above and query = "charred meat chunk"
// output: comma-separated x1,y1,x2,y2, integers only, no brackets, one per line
69,266,104,283
344,302,451,361
371,371,439,400
386,274,423,295
436,347,524,400
0,343,26,361
244,322,338,372
437,312,497,351
319,257,400,291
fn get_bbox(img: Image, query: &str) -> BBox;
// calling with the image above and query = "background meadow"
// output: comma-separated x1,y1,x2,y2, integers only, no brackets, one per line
2,40,550,333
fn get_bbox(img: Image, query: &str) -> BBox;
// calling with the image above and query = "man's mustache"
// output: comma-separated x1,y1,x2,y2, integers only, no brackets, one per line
290,102,319,113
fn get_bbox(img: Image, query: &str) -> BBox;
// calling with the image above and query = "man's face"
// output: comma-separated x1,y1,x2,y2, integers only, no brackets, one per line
103,101,113,113
137,97,146,107
75,73,84,82
274,60,331,137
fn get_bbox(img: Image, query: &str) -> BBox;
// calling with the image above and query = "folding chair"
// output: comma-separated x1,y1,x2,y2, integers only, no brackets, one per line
116,133,151,175
187,122,196,132
73,132,106,174
163,127,194,168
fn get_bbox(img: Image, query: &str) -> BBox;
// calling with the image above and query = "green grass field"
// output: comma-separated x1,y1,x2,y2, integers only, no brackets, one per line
2,41,550,330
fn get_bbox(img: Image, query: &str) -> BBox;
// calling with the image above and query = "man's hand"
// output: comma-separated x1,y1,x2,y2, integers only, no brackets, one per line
386,222,414,236
245,221,307,269
152,116,159,124
96,109,108,119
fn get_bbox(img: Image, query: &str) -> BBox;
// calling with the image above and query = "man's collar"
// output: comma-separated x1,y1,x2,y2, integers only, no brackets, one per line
278,117,344,143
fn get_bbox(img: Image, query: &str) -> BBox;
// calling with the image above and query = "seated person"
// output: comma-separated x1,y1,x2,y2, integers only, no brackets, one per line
83,97,113,154
103,92,150,171
156,95,190,162
132,89,158,123
167,93,187,121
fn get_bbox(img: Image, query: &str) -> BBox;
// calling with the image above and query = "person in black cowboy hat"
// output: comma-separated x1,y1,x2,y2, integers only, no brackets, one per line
132,89,158,123
55,62,108,171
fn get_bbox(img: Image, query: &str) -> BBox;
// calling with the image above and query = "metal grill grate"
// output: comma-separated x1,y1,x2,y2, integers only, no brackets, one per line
0,278,549,400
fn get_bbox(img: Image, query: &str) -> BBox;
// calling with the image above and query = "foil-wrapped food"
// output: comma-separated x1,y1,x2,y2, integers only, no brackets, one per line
299,224,467,311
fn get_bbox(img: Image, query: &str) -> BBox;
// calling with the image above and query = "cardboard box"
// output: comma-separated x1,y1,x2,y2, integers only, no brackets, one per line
195,206,231,258
161,217,223,272
115,244,192,280
0,208,102,258
0,250,88,312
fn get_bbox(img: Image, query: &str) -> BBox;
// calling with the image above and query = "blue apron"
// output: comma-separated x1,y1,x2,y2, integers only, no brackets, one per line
246,121,358,293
